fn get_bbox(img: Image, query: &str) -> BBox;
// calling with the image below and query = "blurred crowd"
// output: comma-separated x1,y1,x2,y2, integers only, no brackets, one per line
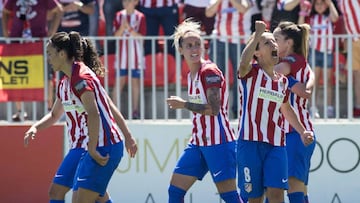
0,0,358,121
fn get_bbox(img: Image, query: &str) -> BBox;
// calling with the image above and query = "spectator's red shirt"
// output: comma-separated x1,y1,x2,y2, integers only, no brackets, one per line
4,0,58,37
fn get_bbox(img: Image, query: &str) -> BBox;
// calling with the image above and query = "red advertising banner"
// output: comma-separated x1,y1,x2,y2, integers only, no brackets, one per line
0,124,64,202
0,42,45,101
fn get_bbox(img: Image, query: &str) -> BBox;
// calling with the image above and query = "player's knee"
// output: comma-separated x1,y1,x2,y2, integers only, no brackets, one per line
48,184,68,200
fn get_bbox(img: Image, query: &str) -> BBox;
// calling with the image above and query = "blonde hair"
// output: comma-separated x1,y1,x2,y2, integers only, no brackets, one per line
172,18,203,51
276,21,311,59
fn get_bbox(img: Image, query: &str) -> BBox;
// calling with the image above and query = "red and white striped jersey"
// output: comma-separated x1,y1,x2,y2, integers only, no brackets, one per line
309,14,334,53
280,54,314,133
238,64,290,146
57,62,123,149
187,61,236,146
339,0,360,40
212,0,246,43
113,9,146,70
139,0,178,8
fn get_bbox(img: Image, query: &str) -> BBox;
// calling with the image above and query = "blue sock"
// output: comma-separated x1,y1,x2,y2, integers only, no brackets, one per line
304,195,309,203
96,201,112,203
49,200,64,203
220,190,241,203
168,185,186,203
288,192,305,203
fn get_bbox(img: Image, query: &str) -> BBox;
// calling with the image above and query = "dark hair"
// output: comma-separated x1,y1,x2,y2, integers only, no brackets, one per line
49,31,105,77
276,21,311,58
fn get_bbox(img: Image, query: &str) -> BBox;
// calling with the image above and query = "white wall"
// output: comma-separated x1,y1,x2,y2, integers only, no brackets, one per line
66,120,360,203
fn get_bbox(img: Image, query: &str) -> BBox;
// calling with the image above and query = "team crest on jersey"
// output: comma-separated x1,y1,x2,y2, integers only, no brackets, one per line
244,183,252,193
194,80,199,88
74,80,88,93
205,75,221,85
279,79,285,89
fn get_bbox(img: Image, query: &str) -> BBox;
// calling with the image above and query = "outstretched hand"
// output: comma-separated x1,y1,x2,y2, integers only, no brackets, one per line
166,96,186,109
24,126,37,147
125,136,138,158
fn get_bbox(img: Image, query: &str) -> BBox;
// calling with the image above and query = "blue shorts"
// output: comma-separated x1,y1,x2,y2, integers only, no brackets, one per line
73,142,124,195
174,141,237,183
119,69,142,78
308,49,333,68
237,139,288,199
286,131,316,185
53,148,86,188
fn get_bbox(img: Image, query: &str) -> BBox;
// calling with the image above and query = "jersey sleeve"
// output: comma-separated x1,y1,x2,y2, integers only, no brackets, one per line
282,76,290,104
280,55,306,77
240,64,260,80
70,64,95,99
113,11,122,34
200,65,223,91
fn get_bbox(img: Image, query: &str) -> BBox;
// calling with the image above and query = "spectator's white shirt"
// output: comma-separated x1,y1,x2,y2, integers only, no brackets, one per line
0,0,3,18
184,0,211,8
339,0,360,40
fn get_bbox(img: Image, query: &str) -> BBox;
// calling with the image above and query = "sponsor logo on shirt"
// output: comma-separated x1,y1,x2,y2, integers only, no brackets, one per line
62,99,85,113
188,94,203,104
258,87,285,103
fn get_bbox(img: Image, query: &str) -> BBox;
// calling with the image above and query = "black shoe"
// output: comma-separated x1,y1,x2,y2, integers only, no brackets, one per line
132,111,140,119
12,111,27,122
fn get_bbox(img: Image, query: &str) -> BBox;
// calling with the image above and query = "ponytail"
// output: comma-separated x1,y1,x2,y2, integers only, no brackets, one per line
49,31,105,77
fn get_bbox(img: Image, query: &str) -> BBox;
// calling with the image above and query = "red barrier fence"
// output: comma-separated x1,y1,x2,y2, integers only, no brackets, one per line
0,124,65,202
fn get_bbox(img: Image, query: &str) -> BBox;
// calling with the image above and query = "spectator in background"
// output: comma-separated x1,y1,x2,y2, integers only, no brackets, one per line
339,0,360,118
259,0,276,28
138,0,179,56
298,0,339,118
205,0,250,119
270,0,301,31
57,0,95,85
182,0,214,36
0,0,3,38
246,0,262,33
102,0,123,54
88,0,100,48
57,0,95,36
112,0,146,119
2,0,62,121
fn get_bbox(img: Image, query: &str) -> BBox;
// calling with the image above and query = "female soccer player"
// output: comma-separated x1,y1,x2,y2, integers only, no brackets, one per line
166,19,241,203
236,21,314,203
273,21,317,203
24,31,137,203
